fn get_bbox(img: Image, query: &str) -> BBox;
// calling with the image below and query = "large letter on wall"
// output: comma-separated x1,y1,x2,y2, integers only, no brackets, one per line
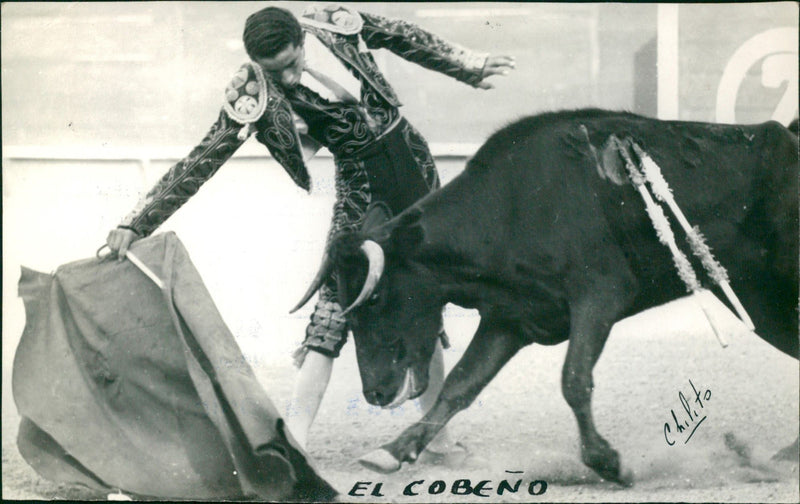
716,27,799,125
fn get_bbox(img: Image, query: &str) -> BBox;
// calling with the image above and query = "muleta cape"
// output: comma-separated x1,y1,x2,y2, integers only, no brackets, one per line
12,232,337,501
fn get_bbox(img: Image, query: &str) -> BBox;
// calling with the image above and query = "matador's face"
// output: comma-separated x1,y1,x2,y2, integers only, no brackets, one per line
255,41,305,88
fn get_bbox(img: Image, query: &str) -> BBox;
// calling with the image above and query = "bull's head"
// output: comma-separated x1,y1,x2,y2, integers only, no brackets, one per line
291,203,444,408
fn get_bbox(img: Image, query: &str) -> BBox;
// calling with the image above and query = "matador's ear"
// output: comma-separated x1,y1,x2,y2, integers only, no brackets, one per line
222,62,269,140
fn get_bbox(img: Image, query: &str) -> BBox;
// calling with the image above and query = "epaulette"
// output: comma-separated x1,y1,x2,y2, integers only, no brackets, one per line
299,3,362,35
222,62,269,140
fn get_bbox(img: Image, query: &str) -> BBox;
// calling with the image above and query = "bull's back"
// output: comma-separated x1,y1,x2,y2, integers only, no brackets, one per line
460,110,798,349
468,111,797,274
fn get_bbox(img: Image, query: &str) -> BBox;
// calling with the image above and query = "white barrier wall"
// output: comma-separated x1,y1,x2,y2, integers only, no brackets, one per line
4,3,796,152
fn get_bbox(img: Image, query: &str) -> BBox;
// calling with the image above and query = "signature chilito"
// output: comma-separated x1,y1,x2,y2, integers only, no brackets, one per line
664,379,712,446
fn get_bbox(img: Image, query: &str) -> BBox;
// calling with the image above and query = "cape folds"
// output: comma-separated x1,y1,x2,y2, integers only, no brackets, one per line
12,232,336,501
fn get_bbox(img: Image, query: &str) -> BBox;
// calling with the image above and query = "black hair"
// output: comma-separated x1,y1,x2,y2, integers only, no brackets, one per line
242,7,303,60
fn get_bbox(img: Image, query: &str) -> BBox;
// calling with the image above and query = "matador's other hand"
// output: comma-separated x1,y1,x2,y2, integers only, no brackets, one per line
106,227,140,262
476,55,516,90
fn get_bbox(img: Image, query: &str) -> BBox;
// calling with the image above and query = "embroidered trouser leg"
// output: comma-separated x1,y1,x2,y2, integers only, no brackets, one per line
298,119,444,363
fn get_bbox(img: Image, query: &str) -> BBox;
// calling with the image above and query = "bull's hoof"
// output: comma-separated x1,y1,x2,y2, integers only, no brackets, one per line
358,449,402,474
597,465,634,487
584,447,634,487
601,465,634,487
615,466,635,487
418,441,490,470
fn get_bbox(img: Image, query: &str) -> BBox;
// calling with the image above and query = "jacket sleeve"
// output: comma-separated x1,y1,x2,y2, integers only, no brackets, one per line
119,110,247,237
358,11,488,87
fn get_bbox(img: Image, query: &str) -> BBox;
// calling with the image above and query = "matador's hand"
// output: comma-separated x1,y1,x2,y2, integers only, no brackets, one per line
106,228,140,262
476,55,516,90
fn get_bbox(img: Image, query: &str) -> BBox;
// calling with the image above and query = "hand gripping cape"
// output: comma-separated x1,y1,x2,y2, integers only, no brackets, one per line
12,232,337,501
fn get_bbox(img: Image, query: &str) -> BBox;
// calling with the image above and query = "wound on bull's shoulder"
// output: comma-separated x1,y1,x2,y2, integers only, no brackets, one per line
598,135,630,186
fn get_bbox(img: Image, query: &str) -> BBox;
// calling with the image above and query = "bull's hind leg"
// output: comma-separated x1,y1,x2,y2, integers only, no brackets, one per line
562,285,634,486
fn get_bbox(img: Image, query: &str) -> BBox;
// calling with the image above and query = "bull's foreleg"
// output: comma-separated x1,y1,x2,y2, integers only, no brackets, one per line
562,294,633,486
359,319,524,473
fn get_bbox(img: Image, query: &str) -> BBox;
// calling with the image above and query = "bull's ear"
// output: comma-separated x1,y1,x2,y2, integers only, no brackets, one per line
387,207,424,258
361,202,393,233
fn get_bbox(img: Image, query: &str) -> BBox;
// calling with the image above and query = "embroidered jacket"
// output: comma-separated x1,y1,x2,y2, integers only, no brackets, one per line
120,4,488,237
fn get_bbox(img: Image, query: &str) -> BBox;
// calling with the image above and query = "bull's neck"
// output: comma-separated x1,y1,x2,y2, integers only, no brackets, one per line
412,169,510,308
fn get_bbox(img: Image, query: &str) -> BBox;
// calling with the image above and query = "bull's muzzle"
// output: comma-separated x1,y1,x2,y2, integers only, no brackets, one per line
365,367,415,408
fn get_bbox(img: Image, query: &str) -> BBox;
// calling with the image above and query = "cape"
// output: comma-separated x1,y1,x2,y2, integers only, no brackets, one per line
12,232,337,501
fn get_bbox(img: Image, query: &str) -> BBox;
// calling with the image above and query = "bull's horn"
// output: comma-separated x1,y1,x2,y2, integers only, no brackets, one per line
290,251,334,313
342,240,385,315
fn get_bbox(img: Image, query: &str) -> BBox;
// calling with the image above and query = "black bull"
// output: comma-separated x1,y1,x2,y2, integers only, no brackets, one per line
293,109,799,485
